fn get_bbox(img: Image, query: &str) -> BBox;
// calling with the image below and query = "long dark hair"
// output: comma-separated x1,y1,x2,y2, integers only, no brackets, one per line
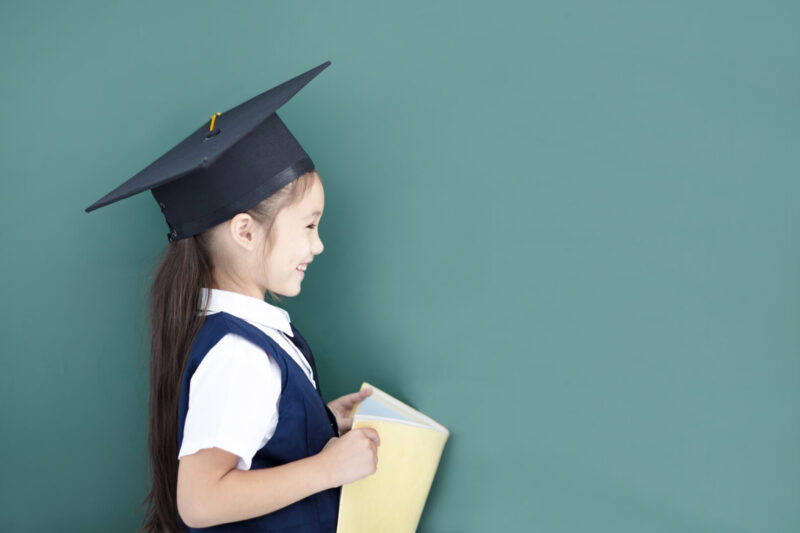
139,171,318,533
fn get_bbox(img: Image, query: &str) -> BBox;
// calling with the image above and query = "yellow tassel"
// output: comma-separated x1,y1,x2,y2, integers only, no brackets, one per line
209,112,221,131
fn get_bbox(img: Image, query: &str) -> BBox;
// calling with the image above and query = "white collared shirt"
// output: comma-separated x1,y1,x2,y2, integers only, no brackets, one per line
177,288,317,470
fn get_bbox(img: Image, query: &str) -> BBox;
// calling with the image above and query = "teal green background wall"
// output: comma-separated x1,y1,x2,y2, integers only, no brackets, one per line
1,1,798,531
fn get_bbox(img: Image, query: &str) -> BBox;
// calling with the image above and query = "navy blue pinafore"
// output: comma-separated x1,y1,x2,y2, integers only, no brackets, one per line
177,311,340,532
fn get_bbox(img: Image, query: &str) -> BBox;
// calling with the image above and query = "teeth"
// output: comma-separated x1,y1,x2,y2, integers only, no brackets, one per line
298,264,307,271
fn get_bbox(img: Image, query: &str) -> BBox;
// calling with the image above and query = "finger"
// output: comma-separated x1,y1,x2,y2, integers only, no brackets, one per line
340,395,364,408
337,393,368,411
359,428,380,446
347,388,373,402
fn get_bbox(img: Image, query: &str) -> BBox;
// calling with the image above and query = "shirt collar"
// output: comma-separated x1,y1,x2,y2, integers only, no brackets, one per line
199,288,294,337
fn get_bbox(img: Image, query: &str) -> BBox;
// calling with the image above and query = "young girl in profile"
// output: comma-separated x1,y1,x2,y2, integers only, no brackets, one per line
85,61,379,532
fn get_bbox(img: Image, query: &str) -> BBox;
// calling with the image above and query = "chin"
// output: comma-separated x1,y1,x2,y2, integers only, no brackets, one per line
281,284,302,298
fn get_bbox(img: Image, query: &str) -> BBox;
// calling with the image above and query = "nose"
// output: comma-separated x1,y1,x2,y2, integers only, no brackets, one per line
312,232,324,256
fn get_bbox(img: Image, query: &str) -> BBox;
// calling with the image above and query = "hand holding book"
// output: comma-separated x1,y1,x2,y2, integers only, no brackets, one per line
317,426,381,487
327,387,375,434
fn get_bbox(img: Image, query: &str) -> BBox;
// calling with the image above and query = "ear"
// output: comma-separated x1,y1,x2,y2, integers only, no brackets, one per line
227,213,260,251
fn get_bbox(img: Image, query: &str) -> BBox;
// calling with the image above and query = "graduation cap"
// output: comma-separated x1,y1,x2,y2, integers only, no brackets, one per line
85,60,331,242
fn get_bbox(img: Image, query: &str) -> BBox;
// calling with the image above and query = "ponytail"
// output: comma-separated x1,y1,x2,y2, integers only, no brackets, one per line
140,234,213,533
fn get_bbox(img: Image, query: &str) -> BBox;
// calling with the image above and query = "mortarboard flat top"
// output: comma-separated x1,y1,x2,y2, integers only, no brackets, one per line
86,60,331,242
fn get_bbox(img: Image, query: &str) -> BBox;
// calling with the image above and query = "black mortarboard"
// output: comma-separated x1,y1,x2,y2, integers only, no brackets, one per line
85,61,331,242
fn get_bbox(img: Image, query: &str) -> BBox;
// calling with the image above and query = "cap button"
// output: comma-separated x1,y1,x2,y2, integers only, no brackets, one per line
203,129,221,141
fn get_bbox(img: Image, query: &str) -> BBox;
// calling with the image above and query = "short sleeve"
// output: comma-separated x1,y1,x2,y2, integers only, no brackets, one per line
178,333,282,470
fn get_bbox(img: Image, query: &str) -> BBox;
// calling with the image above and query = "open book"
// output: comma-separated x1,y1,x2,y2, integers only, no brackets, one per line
336,382,450,533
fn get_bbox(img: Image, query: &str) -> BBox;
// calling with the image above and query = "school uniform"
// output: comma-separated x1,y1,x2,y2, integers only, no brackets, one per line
177,288,340,532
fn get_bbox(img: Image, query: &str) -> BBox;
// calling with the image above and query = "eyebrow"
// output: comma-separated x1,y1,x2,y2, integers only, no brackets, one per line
307,210,322,218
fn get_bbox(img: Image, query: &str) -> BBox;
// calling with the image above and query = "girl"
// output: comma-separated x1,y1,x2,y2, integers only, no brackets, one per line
85,61,380,532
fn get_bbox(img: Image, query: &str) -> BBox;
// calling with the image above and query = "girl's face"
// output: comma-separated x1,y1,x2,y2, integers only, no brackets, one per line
260,176,325,297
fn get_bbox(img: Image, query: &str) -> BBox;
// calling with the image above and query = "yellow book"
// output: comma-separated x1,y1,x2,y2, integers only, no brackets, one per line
336,382,450,533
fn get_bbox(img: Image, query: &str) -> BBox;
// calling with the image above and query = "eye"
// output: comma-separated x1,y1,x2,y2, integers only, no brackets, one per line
307,224,317,229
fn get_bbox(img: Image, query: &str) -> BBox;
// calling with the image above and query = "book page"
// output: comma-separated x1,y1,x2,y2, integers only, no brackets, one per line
357,394,412,422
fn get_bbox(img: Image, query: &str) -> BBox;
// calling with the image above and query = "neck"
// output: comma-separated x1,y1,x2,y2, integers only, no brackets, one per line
210,270,265,301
